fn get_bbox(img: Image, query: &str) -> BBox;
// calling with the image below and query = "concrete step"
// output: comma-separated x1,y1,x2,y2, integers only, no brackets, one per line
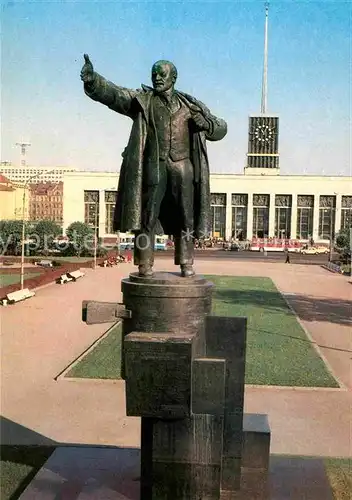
18,446,333,500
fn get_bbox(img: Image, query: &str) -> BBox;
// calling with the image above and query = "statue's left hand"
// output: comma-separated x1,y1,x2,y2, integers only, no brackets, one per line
192,112,210,131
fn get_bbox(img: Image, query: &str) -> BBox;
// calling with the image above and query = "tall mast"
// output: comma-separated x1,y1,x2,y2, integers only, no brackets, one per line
261,2,269,115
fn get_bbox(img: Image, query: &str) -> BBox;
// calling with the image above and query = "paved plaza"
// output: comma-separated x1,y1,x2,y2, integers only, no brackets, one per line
1,258,351,458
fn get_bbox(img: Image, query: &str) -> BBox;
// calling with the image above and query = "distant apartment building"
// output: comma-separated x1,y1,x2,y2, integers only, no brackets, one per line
0,174,29,220
29,182,63,225
0,163,77,184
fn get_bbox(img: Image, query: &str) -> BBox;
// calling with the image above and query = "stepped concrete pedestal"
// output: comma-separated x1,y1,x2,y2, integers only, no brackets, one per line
121,272,253,499
33,271,277,499
18,447,334,500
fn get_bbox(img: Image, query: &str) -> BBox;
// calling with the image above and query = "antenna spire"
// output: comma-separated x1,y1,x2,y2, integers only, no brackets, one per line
261,2,269,115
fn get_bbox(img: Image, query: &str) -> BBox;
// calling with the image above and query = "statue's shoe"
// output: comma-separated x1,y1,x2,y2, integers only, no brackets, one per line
138,265,154,277
180,265,195,277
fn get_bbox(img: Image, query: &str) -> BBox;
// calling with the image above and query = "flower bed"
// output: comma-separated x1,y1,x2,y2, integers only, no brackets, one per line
0,258,107,299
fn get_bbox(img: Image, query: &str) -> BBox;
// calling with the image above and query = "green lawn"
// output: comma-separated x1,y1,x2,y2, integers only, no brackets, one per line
325,457,352,499
0,272,41,288
208,275,338,387
67,276,338,387
0,446,54,500
66,323,122,379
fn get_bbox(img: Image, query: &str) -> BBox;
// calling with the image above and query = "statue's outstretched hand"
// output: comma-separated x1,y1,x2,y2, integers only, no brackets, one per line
81,54,95,83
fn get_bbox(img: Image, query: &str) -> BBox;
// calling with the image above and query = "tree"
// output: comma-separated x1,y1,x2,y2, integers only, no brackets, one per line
32,220,62,255
66,221,94,256
0,220,24,255
335,227,351,263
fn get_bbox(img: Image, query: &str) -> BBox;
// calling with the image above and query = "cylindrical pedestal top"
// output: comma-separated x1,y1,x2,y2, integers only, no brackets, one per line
122,271,213,298
121,271,213,338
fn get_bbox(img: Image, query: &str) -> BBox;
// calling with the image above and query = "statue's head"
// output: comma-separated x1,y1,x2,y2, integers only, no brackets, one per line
151,60,178,93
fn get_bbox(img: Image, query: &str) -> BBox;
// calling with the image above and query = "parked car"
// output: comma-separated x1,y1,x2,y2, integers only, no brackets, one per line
314,246,329,254
300,246,328,255
300,247,318,255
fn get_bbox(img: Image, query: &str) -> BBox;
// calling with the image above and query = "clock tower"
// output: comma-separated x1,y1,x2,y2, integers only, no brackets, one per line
245,3,280,175
247,115,279,170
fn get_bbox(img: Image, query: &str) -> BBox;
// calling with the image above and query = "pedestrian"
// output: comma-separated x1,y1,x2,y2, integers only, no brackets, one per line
126,248,132,263
284,246,290,264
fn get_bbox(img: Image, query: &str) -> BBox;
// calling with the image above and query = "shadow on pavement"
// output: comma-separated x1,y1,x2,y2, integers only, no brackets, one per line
249,328,352,354
0,416,57,446
215,288,352,327
0,418,338,500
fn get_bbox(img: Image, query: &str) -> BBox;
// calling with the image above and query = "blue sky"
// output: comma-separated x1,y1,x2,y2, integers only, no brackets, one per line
2,0,351,176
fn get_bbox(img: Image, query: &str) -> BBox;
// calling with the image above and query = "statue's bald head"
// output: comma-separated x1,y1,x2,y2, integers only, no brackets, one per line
151,60,178,93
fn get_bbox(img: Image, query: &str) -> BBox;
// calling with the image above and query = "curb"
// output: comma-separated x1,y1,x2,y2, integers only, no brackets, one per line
246,384,346,392
278,290,347,390
58,376,346,391
59,377,122,384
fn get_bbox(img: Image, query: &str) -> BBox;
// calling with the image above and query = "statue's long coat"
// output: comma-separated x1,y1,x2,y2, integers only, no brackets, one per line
85,75,227,237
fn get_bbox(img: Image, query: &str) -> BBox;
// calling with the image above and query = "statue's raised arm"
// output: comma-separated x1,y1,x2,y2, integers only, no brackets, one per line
80,54,138,117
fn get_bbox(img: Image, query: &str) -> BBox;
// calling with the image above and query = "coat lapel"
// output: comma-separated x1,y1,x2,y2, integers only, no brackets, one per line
135,87,153,123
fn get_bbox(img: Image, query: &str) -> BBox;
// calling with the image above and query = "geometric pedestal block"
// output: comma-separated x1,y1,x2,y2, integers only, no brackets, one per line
124,331,194,418
121,272,214,380
221,413,271,500
241,413,271,500
242,413,271,470
83,271,272,500
141,415,225,499
206,316,247,494
122,272,222,499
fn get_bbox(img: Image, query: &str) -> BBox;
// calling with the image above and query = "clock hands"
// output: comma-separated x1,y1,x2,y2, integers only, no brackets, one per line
253,124,274,142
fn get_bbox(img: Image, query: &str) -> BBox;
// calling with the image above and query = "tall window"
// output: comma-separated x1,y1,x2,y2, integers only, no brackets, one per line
84,190,99,236
252,194,269,238
275,195,292,238
231,194,248,240
341,196,352,230
105,191,117,234
296,195,314,240
319,195,336,240
210,193,226,238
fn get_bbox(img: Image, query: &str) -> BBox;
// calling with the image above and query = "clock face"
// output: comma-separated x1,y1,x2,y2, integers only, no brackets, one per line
254,124,275,143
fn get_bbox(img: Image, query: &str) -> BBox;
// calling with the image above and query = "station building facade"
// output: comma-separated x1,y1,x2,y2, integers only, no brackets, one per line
62,170,352,244
62,113,351,244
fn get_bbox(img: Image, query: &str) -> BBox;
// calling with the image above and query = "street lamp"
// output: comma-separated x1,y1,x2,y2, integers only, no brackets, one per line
94,201,98,269
328,193,338,263
20,170,56,289
329,209,333,262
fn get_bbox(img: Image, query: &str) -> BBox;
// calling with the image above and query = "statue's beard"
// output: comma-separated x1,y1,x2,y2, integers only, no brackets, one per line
153,84,174,95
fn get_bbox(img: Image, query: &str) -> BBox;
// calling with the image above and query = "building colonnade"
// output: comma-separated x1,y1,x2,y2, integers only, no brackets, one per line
82,188,351,243
208,192,350,242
